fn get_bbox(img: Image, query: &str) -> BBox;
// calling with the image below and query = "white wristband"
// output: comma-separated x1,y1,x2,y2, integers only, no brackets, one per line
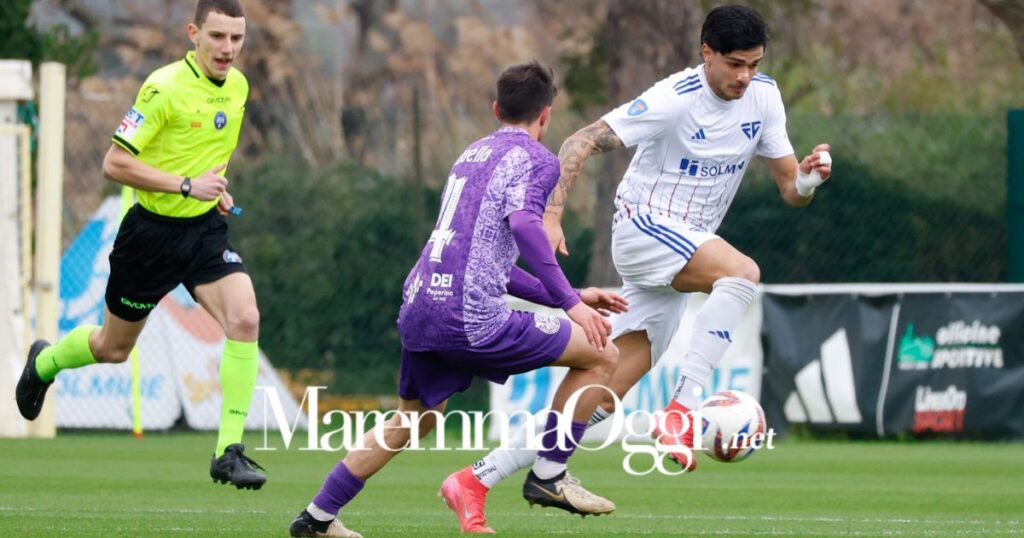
795,169,822,197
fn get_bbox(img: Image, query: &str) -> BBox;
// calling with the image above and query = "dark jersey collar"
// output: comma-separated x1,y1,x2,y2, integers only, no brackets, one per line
184,51,227,88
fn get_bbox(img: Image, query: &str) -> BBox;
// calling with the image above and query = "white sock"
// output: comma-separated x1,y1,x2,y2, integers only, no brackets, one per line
472,421,539,488
588,405,611,427
672,376,704,410
475,408,614,486
307,502,335,522
531,456,565,480
672,277,756,408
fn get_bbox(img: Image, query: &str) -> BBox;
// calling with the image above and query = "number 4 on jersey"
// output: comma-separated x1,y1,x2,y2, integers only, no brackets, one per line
428,174,468,263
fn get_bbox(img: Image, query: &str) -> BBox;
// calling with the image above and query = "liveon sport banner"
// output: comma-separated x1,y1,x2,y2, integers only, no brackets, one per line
761,290,1024,439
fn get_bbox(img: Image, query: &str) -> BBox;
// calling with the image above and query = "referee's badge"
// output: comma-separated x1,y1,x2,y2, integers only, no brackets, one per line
223,249,242,264
214,111,227,130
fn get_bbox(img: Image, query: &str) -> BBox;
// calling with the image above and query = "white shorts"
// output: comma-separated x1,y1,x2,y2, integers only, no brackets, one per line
609,214,718,365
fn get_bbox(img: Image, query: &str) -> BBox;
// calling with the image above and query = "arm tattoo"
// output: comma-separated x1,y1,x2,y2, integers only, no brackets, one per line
547,120,623,213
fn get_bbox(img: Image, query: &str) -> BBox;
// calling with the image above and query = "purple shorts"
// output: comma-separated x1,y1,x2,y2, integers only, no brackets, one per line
399,310,571,409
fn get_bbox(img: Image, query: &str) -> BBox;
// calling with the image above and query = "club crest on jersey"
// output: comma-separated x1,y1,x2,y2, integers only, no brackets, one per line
534,314,561,335
214,111,228,130
627,99,648,116
741,121,762,140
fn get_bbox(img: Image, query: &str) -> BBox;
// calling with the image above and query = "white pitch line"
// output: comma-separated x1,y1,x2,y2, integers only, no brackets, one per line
613,513,1022,527
0,506,269,515
647,531,1023,537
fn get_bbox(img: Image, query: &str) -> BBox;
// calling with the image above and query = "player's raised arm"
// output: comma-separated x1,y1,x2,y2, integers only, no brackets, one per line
766,143,832,207
544,120,624,254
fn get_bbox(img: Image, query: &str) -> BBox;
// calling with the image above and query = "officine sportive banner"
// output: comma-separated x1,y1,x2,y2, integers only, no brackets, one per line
761,286,1024,438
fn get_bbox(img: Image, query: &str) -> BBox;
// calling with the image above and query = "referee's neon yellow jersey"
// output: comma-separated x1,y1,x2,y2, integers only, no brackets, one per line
112,50,248,218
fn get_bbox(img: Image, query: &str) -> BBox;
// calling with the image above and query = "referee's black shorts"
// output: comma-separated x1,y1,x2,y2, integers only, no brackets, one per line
105,204,248,322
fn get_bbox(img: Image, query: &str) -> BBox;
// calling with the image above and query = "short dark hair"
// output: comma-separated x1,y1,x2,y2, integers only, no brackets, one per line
701,5,768,54
496,61,557,123
195,0,246,26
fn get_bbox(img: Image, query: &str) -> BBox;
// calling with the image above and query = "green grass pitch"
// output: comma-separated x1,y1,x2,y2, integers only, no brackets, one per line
1,432,1022,536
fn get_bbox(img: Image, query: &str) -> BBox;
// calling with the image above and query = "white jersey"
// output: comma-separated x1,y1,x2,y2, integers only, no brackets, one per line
603,64,794,233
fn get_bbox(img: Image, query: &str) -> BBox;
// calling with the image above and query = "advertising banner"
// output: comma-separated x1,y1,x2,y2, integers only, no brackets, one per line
761,285,1024,438
760,293,889,436
883,293,1024,437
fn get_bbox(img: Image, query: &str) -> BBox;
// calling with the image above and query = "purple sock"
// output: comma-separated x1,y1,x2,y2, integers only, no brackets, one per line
311,461,365,515
537,413,588,464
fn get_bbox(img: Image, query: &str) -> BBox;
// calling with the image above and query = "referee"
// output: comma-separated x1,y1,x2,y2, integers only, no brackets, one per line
16,0,266,490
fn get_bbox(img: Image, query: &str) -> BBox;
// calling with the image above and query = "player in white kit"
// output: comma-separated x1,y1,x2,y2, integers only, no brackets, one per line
437,5,833,530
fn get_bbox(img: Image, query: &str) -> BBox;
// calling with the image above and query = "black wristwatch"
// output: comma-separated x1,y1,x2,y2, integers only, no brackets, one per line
180,176,192,198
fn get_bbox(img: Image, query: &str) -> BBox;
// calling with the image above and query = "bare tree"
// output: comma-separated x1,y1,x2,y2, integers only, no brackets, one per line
586,0,701,286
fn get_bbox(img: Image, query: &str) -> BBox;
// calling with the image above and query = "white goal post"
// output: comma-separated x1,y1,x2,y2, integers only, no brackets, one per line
0,60,35,438
0,61,65,438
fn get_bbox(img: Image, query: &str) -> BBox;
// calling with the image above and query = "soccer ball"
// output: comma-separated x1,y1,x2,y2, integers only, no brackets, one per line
699,390,767,463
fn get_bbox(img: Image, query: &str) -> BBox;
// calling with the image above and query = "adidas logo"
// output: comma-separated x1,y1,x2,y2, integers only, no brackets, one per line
783,328,864,427
673,74,702,95
690,128,706,141
708,330,731,342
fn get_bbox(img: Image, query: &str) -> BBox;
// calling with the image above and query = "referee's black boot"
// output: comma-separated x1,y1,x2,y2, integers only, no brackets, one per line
15,340,53,421
210,443,267,490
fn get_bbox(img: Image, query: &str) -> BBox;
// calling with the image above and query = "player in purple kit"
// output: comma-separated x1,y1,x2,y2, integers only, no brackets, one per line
288,62,627,538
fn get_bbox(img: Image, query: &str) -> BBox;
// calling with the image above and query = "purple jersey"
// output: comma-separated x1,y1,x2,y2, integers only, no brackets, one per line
399,127,560,350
